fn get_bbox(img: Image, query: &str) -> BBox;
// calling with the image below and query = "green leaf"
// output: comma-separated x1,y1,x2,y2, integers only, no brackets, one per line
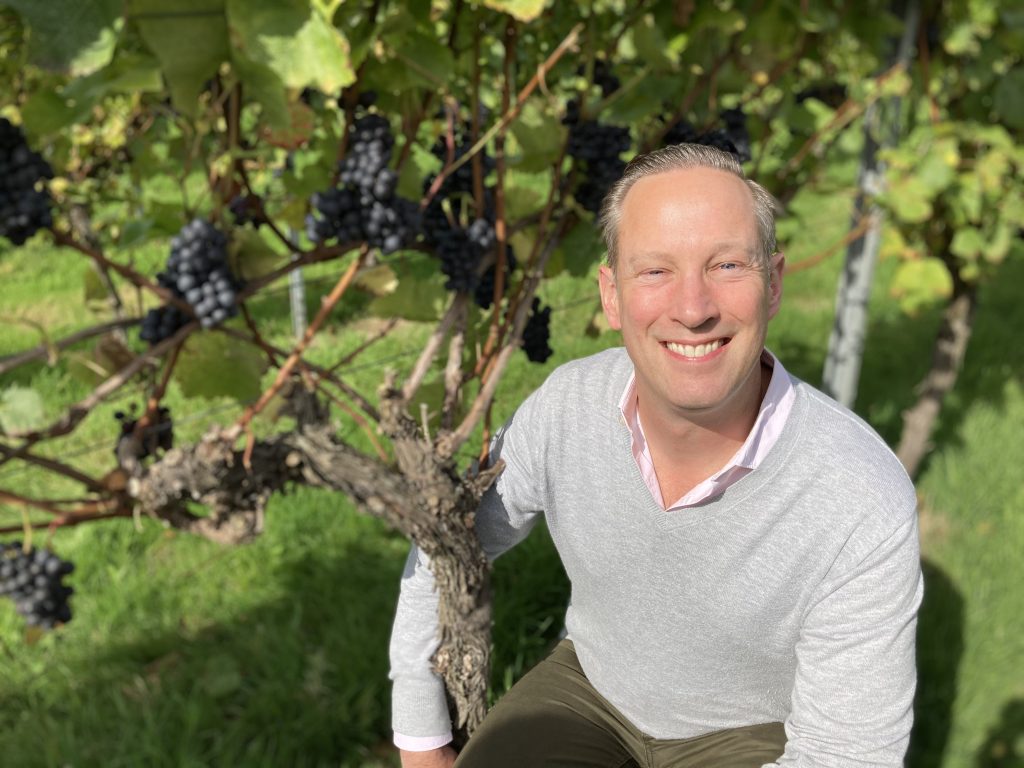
884,176,933,223
83,264,109,305
225,0,354,93
889,258,953,315
229,229,287,281
509,101,564,173
556,221,603,278
397,143,438,200
173,332,268,403
950,228,986,260
126,0,230,117
2,0,121,75
481,0,548,22
0,386,46,434
20,90,77,136
985,224,1013,264
628,14,674,70
119,218,156,249
230,54,290,131
384,28,454,89
368,258,448,322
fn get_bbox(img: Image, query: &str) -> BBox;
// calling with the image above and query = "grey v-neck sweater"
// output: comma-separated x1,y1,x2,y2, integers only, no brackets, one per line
390,348,922,766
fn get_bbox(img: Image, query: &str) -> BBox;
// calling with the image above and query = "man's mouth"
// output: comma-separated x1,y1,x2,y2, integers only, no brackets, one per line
664,339,726,358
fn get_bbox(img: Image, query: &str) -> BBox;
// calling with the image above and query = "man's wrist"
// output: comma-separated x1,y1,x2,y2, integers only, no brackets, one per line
393,731,454,751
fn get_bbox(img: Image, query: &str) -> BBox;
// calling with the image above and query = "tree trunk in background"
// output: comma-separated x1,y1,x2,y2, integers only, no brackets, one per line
896,263,977,478
822,0,919,407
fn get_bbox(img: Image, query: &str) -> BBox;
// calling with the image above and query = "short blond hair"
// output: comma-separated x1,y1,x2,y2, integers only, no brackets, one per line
598,143,779,271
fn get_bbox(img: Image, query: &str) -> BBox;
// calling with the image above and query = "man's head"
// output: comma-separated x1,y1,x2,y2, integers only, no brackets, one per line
599,143,779,273
596,147,785,428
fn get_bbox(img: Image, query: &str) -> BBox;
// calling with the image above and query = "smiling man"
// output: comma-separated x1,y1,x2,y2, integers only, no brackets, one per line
390,144,923,768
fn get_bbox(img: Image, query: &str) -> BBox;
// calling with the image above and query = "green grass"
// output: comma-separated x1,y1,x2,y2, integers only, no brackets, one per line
1,205,1022,767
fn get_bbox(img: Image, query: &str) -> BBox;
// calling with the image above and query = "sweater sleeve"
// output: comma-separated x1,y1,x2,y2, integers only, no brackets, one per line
388,400,547,744
765,508,924,768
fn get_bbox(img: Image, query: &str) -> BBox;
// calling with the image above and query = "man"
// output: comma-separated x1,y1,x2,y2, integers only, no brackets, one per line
390,144,923,767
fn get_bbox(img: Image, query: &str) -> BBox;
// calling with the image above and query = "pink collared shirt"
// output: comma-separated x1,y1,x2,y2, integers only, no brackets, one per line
395,349,796,751
620,349,795,509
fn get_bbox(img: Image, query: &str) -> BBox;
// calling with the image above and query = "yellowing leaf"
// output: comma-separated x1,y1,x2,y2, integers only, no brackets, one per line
0,386,46,434
481,0,548,22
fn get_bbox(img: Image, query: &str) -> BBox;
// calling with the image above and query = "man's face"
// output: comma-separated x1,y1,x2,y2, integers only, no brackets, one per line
598,166,783,424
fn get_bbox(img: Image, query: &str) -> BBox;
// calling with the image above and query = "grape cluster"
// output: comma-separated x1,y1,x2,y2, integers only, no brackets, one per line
475,247,517,310
563,99,631,215
587,59,621,98
0,118,54,246
521,298,553,363
422,132,501,293
0,542,74,629
662,108,751,162
306,112,419,254
115,406,173,460
229,193,264,227
140,219,241,344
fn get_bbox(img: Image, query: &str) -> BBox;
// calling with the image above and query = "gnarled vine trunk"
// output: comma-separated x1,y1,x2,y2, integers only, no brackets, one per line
895,255,978,478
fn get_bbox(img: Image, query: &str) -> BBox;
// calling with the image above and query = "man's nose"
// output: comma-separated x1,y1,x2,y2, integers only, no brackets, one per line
668,274,718,329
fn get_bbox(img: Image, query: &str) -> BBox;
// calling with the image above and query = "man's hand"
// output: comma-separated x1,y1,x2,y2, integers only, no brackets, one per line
399,745,458,768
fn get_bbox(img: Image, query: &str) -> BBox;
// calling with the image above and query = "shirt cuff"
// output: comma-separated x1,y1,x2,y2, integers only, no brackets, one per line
394,731,454,751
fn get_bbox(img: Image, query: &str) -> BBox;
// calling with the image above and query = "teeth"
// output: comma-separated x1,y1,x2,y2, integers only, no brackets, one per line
666,339,723,358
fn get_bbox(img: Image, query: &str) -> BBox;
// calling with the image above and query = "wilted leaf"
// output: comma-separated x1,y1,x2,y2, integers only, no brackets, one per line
174,332,268,403
260,100,316,149
0,386,46,434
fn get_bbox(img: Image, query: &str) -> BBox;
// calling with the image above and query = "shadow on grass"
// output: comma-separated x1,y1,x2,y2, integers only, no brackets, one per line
0,537,406,768
854,254,1024,472
908,559,965,768
975,698,1024,768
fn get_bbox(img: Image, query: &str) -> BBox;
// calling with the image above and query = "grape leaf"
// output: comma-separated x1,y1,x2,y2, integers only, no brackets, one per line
509,102,564,173
2,0,121,76
173,332,269,403
0,386,46,434
126,0,230,117
225,0,354,93
368,259,447,322
555,221,603,278
481,0,548,22
889,258,952,315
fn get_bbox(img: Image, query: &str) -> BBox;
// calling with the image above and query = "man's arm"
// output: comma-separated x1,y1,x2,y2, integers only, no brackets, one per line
767,511,923,767
399,746,457,768
389,399,548,757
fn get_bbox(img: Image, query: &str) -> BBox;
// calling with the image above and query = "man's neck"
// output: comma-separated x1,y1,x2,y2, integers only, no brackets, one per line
637,360,772,500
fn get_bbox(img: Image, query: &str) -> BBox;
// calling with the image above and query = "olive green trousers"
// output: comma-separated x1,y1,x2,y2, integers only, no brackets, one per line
455,640,786,768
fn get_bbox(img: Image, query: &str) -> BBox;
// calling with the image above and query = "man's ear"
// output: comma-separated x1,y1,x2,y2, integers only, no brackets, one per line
767,251,784,319
598,265,622,330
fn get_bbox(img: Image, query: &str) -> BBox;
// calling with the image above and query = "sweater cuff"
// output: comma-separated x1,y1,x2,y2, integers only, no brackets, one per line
394,732,454,751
